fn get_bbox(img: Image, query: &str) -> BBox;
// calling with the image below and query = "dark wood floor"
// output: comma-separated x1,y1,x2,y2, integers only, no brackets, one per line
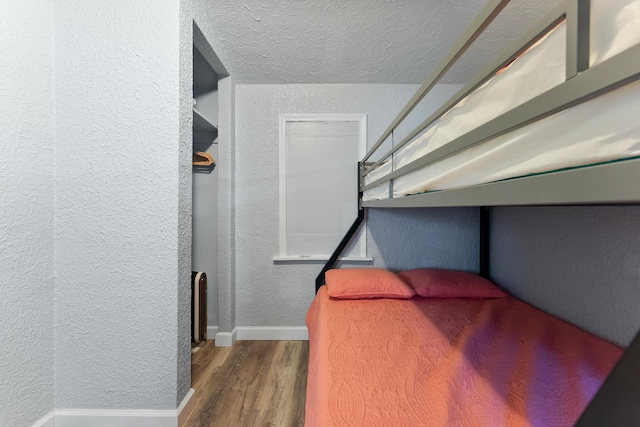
184,340,309,427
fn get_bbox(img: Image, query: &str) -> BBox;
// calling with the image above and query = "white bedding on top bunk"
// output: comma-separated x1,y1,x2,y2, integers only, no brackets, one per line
364,0,640,201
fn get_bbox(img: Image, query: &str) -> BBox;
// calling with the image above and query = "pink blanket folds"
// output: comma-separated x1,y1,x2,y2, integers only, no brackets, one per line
306,287,622,426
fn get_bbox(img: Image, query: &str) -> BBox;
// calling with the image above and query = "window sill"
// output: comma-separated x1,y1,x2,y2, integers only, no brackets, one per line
272,255,373,263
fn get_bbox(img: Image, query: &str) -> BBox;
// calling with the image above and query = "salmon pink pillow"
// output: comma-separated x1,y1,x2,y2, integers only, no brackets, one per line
397,268,506,299
325,268,415,299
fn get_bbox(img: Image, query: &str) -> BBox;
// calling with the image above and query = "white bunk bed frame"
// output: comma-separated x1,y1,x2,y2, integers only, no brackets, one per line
315,0,640,424
363,0,640,208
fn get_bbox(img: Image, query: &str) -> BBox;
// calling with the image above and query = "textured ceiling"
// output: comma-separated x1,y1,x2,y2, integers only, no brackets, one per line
205,0,561,84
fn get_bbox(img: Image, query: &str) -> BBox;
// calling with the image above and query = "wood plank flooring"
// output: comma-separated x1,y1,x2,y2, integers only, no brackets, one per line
184,340,309,427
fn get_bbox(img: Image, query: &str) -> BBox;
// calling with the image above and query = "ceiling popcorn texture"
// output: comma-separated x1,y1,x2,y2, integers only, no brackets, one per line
206,0,560,84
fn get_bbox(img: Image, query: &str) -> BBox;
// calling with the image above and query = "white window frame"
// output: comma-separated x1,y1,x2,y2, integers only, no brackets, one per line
274,114,371,262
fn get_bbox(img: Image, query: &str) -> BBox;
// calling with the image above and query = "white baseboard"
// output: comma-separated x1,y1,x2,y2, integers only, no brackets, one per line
206,325,218,339
213,326,309,346
31,411,55,427
53,388,195,427
177,388,196,426
215,327,237,347
237,326,309,341
55,410,177,427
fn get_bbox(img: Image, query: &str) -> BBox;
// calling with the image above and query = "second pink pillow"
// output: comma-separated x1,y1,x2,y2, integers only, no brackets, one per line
397,268,506,299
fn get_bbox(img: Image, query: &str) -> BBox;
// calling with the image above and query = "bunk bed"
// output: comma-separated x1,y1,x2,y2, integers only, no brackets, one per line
308,0,640,425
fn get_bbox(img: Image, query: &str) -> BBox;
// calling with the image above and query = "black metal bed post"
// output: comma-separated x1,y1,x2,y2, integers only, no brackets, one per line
315,162,366,293
479,206,490,279
576,328,640,426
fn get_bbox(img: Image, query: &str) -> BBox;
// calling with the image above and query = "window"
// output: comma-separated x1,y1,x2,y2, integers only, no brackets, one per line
275,114,369,262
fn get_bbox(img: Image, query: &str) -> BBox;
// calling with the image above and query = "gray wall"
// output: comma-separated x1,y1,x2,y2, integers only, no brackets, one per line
53,0,189,409
368,208,479,272
491,206,640,347
0,2,55,426
234,84,478,327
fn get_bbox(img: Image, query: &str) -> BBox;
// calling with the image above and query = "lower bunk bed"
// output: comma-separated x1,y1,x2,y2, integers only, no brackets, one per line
305,268,622,426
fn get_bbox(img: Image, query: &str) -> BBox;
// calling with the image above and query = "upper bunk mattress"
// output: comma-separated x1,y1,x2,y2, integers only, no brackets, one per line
306,286,622,426
364,0,640,201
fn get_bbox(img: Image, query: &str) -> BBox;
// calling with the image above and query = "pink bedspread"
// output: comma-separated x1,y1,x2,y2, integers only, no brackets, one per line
306,287,622,426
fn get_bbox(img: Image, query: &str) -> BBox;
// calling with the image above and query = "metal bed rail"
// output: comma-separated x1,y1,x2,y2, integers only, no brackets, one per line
314,163,366,291
361,0,511,165
359,0,640,206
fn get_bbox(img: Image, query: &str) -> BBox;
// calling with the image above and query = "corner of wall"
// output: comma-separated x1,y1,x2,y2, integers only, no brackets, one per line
177,0,195,408
490,206,640,347
215,327,238,347
1,1,56,426
216,75,237,335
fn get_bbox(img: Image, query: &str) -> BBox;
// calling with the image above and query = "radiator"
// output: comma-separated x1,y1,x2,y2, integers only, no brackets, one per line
191,271,207,343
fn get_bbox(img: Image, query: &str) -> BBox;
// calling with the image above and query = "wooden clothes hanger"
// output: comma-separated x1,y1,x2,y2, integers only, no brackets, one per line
193,151,215,166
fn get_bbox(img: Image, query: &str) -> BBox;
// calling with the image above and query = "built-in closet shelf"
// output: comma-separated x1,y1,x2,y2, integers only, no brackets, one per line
193,151,216,174
193,107,218,134
193,163,216,174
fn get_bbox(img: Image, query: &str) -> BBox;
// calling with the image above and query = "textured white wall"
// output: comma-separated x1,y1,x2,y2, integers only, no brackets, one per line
177,0,195,406
215,77,237,334
235,84,479,327
491,206,640,347
53,0,188,409
0,2,55,426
